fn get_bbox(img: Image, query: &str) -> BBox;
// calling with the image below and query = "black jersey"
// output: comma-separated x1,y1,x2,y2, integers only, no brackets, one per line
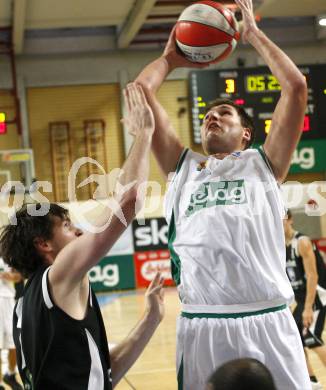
286,232,325,307
13,265,112,390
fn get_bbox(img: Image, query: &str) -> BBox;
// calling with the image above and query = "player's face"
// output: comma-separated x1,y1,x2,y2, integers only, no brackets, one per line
200,104,249,155
50,216,83,257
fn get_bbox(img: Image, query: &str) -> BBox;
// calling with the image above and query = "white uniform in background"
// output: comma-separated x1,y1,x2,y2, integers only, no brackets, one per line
0,257,16,350
165,147,310,390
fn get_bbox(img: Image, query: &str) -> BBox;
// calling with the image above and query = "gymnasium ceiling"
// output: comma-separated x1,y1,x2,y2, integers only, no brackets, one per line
0,0,325,55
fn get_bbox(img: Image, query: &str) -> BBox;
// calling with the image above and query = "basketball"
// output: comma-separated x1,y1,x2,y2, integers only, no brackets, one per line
175,0,240,63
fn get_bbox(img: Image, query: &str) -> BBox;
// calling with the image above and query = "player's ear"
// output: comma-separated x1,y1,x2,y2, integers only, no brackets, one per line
243,127,251,142
33,237,52,253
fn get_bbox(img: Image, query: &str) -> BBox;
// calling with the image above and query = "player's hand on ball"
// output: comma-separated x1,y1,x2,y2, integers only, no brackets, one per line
163,25,210,70
122,83,155,137
144,272,165,324
235,0,258,42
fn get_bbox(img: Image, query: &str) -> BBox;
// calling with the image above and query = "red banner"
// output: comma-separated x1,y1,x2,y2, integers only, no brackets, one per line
134,250,174,288
314,238,326,251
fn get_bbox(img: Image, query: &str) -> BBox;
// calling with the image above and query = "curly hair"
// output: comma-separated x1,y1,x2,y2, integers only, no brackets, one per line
0,203,69,278
205,98,256,149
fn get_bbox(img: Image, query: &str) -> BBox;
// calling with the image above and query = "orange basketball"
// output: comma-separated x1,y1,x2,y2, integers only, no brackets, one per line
176,1,240,63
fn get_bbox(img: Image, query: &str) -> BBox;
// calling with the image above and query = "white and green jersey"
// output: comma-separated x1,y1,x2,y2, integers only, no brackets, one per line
165,147,294,310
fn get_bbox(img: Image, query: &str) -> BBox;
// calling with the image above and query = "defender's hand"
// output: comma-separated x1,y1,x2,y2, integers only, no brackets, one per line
302,307,314,330
122,83,155,137
144,272,165,325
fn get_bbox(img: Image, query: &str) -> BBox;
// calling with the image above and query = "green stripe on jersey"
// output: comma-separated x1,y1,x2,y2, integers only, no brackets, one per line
257,146,274,174
175,148,189,174
168,210,181,286
181,304,287,319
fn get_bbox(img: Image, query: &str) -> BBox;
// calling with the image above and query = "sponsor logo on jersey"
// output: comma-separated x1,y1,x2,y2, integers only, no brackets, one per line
186,179,247,216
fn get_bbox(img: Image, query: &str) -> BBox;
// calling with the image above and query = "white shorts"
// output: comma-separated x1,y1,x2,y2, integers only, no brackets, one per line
176,306,310,390
0,296,15,349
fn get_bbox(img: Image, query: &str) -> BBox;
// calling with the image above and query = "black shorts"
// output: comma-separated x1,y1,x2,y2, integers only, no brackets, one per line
293,302,325,349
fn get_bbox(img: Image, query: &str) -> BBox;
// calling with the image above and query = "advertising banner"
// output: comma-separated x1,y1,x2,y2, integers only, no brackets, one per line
89,254,135,292
132,217,168,251
314,238,326,262
254,139,326,174
134,250,174,288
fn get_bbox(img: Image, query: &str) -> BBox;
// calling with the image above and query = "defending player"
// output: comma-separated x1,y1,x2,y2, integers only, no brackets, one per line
284,210,326,389
135,0,310,388
0,84,164,390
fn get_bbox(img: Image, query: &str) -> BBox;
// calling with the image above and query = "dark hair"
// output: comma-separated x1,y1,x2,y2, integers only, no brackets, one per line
0,203,69,278
208,358,276,390
205,98,255,149
286,209,292,219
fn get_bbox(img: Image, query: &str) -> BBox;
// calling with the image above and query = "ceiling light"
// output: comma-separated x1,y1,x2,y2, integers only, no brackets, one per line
318,17,326,26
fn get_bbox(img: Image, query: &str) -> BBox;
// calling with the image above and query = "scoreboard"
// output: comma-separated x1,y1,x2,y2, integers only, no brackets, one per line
189,64,326,144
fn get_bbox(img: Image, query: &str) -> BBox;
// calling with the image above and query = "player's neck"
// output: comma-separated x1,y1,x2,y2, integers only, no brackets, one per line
285,229,295,244
212,152,230,160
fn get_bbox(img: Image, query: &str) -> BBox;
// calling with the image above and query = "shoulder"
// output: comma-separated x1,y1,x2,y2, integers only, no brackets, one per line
175,148,207,172
297,236,314,256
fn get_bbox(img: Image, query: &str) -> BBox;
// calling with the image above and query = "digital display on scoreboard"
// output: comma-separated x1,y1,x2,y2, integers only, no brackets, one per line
189,65,326,144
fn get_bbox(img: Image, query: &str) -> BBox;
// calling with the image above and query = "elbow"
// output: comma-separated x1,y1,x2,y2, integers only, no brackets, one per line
289,76,308,101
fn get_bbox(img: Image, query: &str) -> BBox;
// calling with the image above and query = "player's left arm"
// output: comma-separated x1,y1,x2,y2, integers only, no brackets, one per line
235,0,308,183
298,238,318,329
110,273,164,388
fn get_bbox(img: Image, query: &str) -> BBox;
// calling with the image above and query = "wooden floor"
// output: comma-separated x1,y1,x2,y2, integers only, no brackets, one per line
100,287,326,390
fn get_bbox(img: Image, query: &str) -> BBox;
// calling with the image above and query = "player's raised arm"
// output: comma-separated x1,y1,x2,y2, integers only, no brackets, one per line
235,0,307,183
49,84,155,293
135,27,208,178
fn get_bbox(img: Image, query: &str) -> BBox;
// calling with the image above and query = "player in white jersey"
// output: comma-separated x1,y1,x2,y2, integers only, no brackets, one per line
135,0,310,388
0,257,23,390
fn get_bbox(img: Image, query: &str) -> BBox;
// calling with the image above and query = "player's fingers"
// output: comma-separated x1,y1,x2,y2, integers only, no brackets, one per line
148,272,161,290
123,88,131,114
150,284,164,295
136,84,148,107
127,83,139,107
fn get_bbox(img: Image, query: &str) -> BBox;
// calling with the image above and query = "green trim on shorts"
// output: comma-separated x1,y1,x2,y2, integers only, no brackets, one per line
177,356,183,390
181,304,287,319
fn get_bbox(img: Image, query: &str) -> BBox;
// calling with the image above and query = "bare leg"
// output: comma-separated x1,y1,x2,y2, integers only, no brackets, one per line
8,349,17,373
304,348,316,377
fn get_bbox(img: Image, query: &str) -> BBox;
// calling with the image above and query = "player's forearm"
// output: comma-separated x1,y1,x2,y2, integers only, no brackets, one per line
110,312,161,387
304,274,318,309
136,56,171,94
116,133,152,203
246,28,306,93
